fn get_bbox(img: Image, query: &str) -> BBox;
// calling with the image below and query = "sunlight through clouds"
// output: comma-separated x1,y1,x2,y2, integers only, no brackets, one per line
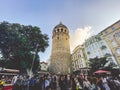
70,26,93,52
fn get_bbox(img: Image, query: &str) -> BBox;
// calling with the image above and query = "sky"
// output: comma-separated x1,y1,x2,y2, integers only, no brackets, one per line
0,0,120,61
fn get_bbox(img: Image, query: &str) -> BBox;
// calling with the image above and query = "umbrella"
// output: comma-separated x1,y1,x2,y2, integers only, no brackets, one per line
94,70,110,74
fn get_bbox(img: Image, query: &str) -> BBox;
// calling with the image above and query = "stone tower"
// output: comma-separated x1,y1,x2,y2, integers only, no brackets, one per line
50,22,71,74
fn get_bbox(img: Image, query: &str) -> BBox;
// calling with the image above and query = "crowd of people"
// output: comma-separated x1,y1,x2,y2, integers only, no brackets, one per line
0,73,120,90
58,74,120,90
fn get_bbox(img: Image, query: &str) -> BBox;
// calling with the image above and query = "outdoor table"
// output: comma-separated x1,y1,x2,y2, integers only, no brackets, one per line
3,84,13,90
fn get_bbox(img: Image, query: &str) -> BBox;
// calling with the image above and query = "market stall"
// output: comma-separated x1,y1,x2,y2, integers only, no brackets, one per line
0,68,19,90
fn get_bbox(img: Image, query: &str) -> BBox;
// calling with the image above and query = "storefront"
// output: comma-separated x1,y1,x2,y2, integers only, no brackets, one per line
0,68,19,90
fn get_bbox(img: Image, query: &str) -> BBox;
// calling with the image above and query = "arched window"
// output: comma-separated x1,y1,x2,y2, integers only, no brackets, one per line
61,28,63,32
65,29,66,32
57,29,59,32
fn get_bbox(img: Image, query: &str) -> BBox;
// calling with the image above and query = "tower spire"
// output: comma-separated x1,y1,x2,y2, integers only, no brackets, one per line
59,21,62,24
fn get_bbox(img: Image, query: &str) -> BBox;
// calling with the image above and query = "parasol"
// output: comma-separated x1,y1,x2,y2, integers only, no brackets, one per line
94,70,110,74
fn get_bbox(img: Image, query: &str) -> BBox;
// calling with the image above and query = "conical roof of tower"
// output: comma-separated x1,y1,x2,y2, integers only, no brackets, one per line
53,22,68,31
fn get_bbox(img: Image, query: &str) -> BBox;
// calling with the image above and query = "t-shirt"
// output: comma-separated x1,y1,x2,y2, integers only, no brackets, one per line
45,79,50,88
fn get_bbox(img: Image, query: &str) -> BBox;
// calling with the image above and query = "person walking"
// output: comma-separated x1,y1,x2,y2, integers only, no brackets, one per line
90,77,100,90
83,77,91,90
74,77,82,90
29,76,35,90
102,76,110,90
65,75,72,90
45,75,51,90
50,75,57,90
21,75,29,90
59,75,66,90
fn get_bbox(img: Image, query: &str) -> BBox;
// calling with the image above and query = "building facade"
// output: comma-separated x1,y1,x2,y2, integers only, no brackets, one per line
71,45,87,74
50,22,71,74
100,20,120,65
84,34,117,66
84,36,103,59
40,61,48,71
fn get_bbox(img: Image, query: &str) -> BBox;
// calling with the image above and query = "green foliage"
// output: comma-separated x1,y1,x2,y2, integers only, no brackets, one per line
89,57,108,74
0,21,49,73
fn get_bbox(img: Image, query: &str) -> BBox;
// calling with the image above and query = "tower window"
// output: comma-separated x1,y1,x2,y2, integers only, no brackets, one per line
61,28,63,32
65,30,66,32
57,37,59,40
57,29,59,32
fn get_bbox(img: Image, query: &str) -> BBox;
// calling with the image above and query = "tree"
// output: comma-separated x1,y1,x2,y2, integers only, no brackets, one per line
0,21,49,75
89,57,108,74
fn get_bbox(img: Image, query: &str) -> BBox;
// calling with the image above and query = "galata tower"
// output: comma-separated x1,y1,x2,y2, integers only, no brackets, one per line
50,22,71,74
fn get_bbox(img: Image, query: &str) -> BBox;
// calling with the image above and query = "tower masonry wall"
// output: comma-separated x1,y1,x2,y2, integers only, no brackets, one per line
50,23,71,74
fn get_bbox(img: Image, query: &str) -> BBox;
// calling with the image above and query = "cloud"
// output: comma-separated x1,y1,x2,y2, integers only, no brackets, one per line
70,26,92,52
